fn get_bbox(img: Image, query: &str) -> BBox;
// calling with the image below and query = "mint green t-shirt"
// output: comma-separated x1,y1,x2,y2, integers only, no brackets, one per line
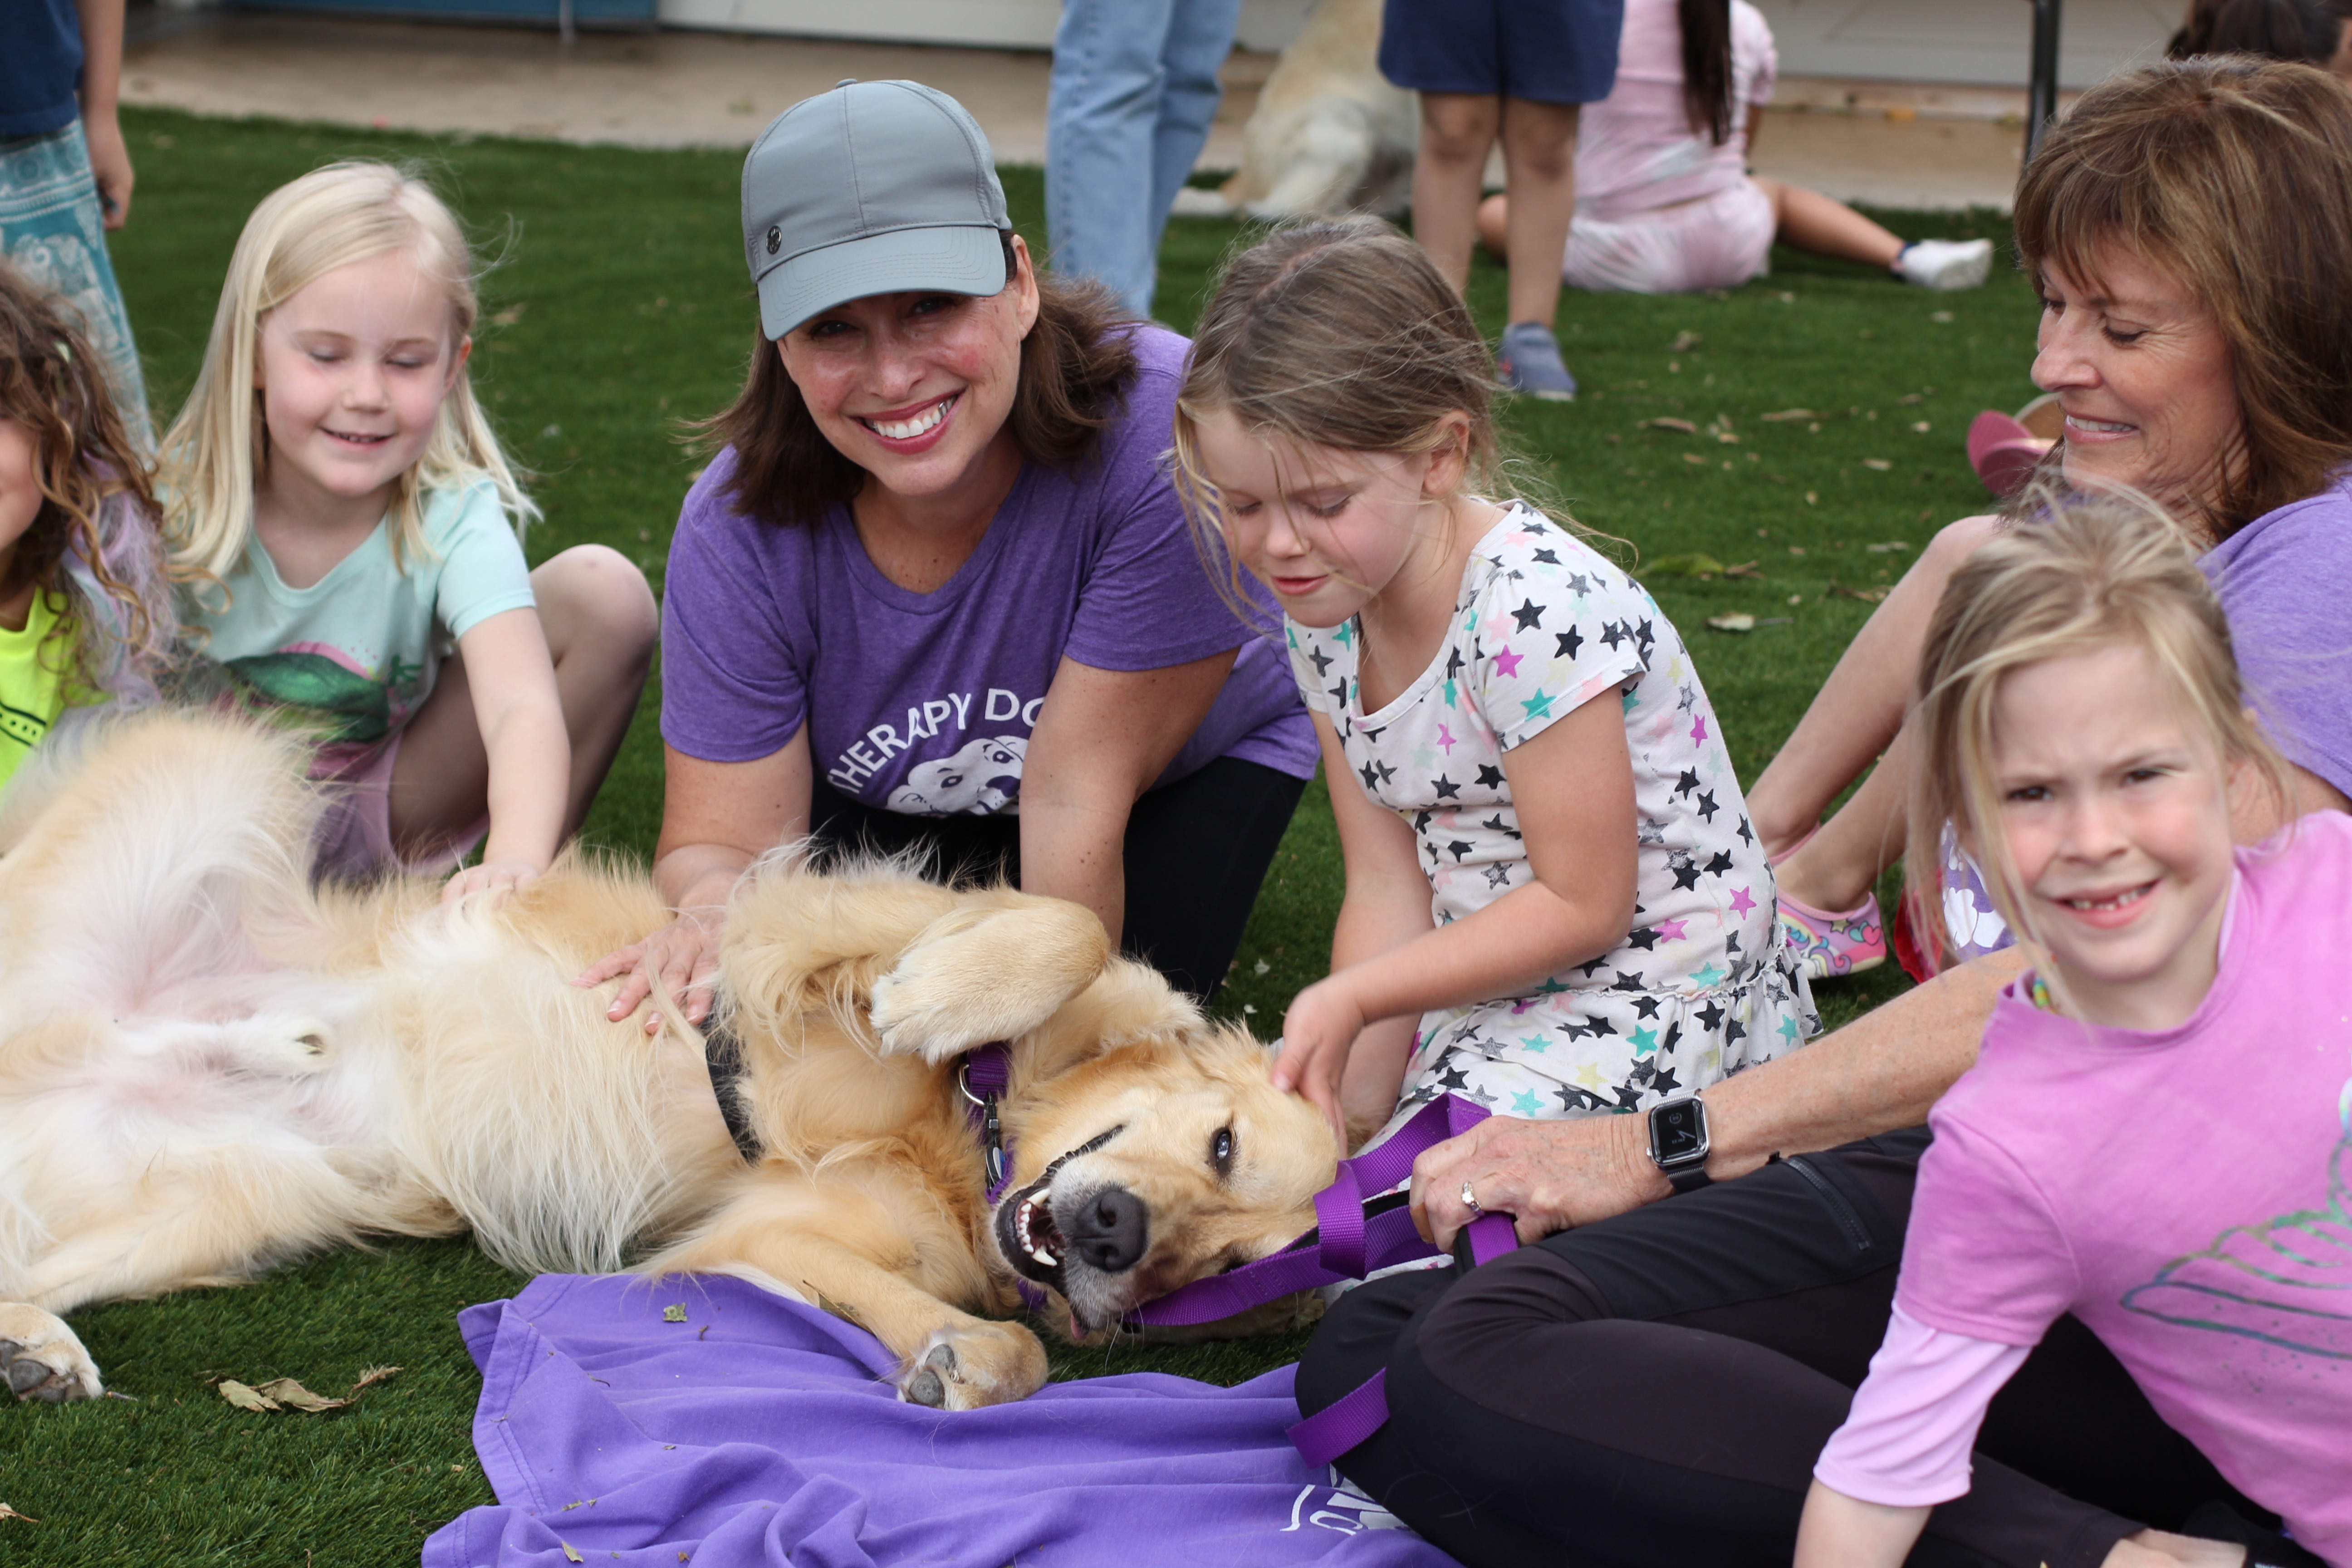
191,480,536,769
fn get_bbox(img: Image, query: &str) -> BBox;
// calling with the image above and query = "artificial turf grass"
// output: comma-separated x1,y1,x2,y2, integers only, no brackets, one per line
1,103,2031,1563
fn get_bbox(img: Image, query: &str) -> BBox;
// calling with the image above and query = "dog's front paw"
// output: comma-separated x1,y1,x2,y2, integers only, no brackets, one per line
870,906,1108,1063
896,1320,1047,1411
0,1304,102,1403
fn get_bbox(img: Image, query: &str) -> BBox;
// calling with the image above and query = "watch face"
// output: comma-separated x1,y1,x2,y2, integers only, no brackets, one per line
1651,1100,1705,1163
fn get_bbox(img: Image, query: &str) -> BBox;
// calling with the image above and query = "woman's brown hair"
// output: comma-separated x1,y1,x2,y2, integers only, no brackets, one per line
0,261,179,699
2010,57,2352,538
698,243,1139,526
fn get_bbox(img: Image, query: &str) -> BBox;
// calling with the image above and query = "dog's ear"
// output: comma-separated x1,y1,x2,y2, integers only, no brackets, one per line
868,897,1111,1064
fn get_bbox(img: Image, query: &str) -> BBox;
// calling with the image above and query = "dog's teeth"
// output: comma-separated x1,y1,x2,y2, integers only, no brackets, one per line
1031,1242,1058,1266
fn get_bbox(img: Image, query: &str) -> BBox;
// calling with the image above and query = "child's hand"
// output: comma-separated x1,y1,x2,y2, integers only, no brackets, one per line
442,861,543,906
1273,977,1367,1140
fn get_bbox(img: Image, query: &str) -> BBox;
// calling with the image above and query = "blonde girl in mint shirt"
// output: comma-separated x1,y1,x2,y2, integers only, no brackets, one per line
159,162,656,899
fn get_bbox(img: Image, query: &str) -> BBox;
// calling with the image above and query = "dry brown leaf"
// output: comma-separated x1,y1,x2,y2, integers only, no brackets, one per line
1861,458,1893,471
1829,581,1893,603
1669,329,1701,352
1681,452,1708,466
662,1304,689,1323
1704,613,1755,633
562,1543,584,1563
218,1380,280,1413
1640,417,1697,434
0,1503,36,1524
1759,408,1814,422
350,1366,403,1395
1865,541,1911,554
252,1378,347,1413
1723,561,1763,579
1896,392,1924,405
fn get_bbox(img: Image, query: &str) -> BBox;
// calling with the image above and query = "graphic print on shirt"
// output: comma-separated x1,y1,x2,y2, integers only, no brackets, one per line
2122,1075,2352,1360
215,642,427,747
827,685,1046,809
0,696,48,752
886,735,1029,815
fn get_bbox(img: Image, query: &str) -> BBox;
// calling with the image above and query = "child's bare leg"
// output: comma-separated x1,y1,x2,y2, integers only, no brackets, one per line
1475,192,1511,258
1413,93,1502,293
1752,176,1906,272
1747,514,2007,858
1774,725,1914,915
1498,98,1579,327
387,544,656,852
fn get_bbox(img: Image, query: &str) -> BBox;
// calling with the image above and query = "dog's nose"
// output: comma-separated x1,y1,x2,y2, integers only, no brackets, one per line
1069,1187,1149,1273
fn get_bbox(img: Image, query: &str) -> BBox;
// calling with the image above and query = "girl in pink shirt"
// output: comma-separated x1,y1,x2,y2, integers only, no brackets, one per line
1797,497,2350,1568
1475,0,1991,294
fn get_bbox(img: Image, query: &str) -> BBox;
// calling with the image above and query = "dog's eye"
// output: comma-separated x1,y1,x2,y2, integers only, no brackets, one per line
1211,1126,1235,1175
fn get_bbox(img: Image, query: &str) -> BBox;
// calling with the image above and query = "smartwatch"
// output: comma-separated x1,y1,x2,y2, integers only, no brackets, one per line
1647,1095,1712,1195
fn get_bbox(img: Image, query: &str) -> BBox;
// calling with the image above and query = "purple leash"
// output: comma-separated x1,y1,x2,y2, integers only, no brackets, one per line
1119,1093,1519,1465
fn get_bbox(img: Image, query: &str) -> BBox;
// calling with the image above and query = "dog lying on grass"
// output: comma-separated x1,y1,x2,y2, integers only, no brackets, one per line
0,713,1339,1411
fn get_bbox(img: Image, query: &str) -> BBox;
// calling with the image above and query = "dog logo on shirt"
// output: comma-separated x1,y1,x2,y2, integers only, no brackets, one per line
887,735,1028,816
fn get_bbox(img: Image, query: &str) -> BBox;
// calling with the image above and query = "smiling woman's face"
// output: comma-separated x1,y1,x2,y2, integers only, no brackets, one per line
776,236,1042,505
2029,243,2244,530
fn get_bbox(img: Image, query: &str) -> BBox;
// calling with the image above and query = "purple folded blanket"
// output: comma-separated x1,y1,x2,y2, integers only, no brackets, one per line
422,1274,1453,1568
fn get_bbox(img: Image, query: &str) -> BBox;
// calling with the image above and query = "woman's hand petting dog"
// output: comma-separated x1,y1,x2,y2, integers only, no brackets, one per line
1408,1113,1670,1251
578,906,726,1033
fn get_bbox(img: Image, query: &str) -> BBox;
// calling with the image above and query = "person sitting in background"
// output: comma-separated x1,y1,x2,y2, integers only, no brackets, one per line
2171,0,2352,77
1475,0,1992,294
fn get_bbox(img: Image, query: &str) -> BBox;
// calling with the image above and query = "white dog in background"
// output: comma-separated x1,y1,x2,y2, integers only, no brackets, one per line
1172,0,1418,221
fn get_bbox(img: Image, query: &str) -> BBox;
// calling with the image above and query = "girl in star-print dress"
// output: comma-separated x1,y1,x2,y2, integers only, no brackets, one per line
1289,506,1819,1141
1173,219,1816,1145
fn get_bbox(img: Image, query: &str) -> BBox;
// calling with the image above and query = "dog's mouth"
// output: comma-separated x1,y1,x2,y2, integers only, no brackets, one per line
990,1124,1125,1313
1004,1183,1068,1291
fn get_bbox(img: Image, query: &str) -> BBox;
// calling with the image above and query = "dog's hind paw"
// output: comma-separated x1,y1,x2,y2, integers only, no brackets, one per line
895,1320,1047,1411
0,1304,102,1404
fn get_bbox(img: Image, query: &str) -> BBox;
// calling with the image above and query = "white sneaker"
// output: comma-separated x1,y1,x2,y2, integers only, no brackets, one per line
1896,238,1994,291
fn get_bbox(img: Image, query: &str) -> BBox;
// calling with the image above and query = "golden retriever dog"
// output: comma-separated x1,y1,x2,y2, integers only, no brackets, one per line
1171,0,1417,220
0,713,1339,1412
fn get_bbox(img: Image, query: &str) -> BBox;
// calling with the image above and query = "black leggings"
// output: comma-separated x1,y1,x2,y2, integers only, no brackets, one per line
1296,1129,2308,1568
808,755,1305,1003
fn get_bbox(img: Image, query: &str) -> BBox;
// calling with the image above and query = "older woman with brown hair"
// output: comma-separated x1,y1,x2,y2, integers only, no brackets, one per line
584,80,1315,1020
1297,58,2352,1568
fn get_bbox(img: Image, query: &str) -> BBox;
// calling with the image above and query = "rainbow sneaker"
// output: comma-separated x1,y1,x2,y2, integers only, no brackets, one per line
1775,890,1888,980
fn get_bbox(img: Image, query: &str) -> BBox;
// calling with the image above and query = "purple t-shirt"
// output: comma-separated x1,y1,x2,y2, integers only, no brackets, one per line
2204,474,2352,801
1896,817,2352,1563
661,327,1314,813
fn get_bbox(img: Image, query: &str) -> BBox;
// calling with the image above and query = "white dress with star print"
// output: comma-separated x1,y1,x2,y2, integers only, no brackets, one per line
1289,505,1819,1142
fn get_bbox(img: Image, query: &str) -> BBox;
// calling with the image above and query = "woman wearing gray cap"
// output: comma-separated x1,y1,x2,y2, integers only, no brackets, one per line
585,80,1315,1027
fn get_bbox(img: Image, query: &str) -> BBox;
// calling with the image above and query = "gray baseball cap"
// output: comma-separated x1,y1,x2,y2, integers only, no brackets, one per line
742,79,1012,341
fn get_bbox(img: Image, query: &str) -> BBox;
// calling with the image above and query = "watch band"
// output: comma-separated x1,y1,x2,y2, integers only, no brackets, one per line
1664,1162,1712,1196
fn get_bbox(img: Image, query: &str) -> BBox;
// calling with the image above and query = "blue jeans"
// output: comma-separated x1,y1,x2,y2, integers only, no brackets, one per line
1045,0,1245,317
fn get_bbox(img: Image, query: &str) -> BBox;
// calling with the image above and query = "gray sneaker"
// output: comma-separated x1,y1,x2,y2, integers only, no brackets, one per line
1497,321,1578,402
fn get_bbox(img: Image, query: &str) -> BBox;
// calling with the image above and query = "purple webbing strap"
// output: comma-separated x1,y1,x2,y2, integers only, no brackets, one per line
960,1043,1015,1205
1287,1370,1389,1467
1464,1211,1517,1266
1125,1095,1496,1328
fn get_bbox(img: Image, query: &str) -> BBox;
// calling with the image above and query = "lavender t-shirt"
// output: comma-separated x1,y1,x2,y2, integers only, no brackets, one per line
661,328,1314,813
1895,817,2352,1562
2204,474,2352,800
